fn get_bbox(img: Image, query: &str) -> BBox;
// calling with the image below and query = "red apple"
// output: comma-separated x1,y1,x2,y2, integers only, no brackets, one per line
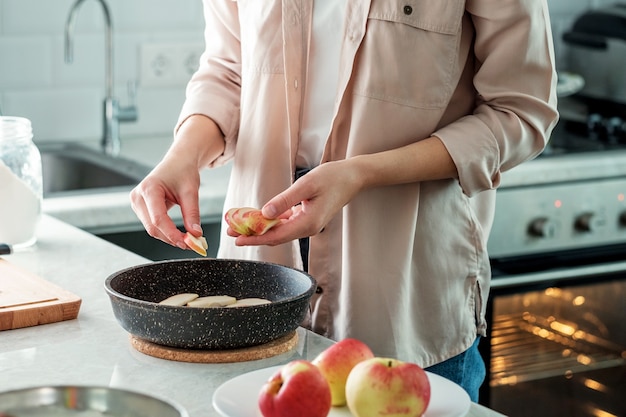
225,207,280,236
345,357,431,417
258,360,331,417
312,338,375,406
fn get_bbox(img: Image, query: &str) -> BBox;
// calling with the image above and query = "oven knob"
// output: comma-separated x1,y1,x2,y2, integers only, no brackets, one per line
607,117,625,145
587,113,605,141
528,218,556,238
575,212,603,232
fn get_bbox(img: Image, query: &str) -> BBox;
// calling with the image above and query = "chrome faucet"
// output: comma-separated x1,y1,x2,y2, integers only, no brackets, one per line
64,0,137,156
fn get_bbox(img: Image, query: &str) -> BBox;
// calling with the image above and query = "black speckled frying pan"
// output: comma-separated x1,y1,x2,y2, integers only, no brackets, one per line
104,258,316,350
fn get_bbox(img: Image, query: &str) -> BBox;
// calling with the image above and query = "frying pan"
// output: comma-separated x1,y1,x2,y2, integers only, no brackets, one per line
104,258,316,350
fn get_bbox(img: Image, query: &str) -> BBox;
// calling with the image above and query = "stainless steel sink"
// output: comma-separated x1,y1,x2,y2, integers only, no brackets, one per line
97,222,221,260
39,142,151,197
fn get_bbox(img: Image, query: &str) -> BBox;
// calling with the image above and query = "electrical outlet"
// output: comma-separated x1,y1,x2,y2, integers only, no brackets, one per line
140,42,204,87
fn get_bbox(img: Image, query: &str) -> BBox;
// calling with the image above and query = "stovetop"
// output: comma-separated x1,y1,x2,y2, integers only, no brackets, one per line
499,98,626,188
543,116,626,156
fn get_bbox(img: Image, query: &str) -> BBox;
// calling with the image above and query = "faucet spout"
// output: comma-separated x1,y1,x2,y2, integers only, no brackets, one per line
65,0,113,99
64,0,136,156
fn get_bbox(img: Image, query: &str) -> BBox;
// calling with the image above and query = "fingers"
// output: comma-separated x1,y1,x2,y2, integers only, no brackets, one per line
225,226,238,237
130,183,187,248
179,190,203,238
233,205,312,247
130,168,205,250
236,162,356,247
261,173,314,219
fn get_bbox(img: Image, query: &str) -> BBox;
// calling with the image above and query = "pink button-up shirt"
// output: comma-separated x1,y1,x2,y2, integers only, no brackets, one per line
178,0,558,367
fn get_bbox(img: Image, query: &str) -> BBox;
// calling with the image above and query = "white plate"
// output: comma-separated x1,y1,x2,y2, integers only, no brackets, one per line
213,365,470,417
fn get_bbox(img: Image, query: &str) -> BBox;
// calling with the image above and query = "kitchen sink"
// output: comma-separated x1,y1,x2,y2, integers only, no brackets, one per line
97,223,221,260
39,142,151,197
38,141,222,260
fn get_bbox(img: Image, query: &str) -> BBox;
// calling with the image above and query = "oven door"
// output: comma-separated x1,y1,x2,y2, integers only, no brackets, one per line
480,259,626,417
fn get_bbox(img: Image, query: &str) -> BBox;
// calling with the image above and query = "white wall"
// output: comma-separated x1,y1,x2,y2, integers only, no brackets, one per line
0,0,620,144
0,0,204,144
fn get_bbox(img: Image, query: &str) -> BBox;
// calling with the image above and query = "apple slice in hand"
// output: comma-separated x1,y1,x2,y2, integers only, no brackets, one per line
183,232,208,256
225,207,280,236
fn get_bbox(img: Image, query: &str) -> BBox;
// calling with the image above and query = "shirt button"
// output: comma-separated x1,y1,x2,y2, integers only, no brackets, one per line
403,5,413,15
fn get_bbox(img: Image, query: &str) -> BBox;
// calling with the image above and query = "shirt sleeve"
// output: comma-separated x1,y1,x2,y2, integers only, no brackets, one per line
433,0,559,197
176,0,242,167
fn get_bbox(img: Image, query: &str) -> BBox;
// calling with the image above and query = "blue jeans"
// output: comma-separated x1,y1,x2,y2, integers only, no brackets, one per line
425,337,486,402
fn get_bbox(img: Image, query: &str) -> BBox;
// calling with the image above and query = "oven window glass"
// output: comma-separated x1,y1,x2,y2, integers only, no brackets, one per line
488,279,626,417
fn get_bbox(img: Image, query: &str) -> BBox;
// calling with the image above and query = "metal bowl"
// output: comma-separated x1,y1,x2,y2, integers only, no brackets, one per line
104,258,316,350
0,385,188,416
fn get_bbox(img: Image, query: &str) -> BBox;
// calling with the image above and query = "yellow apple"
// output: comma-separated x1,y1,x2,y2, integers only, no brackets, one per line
345,357,431,417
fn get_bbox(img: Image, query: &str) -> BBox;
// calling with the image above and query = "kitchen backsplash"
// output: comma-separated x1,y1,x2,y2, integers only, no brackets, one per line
0,0,619,144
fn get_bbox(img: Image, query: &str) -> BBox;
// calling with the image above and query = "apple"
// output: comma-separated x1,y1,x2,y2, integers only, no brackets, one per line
183,232,208,256
158,293,199,306
345,357,431,417
312,338,375,406
186,295,236,307
258,360,331,417
225,207,280,236
225,297,271,307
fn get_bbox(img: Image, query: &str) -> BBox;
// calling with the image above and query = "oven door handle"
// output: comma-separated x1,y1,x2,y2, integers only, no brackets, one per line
491,260,626,290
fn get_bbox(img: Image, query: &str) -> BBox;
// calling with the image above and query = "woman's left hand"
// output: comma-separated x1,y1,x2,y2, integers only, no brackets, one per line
228,136,457,246
228,159,364,246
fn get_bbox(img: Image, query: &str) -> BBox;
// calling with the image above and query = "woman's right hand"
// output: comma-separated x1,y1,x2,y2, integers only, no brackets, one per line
130,155,203,250
130,115,226,249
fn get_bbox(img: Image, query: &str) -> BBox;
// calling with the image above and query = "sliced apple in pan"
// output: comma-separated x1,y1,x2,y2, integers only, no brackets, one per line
159,293,199,306
187,295,237,308
183,232,208,256
226,297,271,307
224,207,280,236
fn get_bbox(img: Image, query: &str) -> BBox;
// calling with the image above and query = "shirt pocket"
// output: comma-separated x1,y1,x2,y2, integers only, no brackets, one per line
352,0,465,109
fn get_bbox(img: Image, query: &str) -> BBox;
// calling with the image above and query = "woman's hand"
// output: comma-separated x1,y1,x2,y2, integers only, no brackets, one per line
228,159,364,246
228,136,456,247
130,156,203,249
130,115,225,249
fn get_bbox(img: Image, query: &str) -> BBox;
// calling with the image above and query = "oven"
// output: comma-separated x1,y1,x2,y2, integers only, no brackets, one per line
478,96,626,417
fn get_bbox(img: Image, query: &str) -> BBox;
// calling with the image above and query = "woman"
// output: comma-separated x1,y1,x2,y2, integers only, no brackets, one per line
130,0,559,401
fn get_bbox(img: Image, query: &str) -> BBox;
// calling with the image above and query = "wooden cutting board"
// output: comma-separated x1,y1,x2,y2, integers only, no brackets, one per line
0,258,81,330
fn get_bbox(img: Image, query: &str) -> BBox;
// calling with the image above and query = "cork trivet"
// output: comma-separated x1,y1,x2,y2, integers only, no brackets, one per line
130,331,298,363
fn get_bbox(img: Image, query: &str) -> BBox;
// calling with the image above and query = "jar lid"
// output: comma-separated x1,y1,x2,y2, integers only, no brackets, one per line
0,116,33,140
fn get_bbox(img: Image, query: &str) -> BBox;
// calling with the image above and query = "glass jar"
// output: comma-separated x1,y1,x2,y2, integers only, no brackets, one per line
0,116,43,248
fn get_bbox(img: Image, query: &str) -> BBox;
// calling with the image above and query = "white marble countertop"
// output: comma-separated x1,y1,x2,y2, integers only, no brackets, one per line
0,215,505,417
